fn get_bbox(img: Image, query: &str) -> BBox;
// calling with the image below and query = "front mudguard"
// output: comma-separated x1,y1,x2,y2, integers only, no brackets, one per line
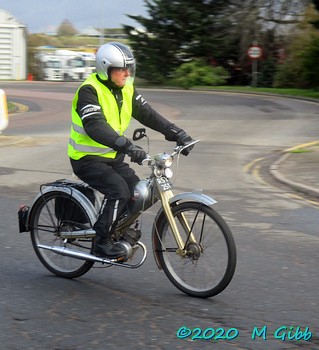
152,191,217,270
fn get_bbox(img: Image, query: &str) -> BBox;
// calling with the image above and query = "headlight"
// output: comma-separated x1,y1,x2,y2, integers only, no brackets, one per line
154,168,162,177
164,168,173,178
164,156,173,168
154,154,173,168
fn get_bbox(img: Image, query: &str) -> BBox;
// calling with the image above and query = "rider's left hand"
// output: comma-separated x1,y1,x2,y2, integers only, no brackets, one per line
164,125,194,156
176,130,194,156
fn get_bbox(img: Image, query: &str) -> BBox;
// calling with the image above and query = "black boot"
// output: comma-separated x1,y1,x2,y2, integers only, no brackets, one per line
94,236,126,259
93,198,127,259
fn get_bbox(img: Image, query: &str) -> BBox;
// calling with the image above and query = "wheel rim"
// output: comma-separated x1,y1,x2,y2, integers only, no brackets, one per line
160,206,234,295
31,193,93,274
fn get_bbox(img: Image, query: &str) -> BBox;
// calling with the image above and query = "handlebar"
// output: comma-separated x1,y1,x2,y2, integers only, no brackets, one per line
140,139,200,165
141,156,152,165
172,139,200,157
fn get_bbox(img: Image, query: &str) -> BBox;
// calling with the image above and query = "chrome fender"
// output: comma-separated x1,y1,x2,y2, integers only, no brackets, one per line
152,191,217,270
26,185,97,231
169,191,217,206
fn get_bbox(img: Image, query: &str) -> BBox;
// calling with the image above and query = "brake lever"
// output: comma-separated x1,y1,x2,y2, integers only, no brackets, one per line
172,139,200,157
140,155,152,166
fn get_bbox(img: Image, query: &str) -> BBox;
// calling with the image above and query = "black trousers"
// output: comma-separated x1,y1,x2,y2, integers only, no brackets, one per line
70,155,140,237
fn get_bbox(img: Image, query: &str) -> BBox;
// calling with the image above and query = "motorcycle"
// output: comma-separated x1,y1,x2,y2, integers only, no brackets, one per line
18,128,236,298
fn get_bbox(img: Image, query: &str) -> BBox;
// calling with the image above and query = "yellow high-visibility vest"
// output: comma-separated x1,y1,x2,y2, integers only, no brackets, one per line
68,74,133,160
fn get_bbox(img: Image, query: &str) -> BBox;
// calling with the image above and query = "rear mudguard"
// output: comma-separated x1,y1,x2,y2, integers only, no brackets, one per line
152,191,217,270
25,184,98,232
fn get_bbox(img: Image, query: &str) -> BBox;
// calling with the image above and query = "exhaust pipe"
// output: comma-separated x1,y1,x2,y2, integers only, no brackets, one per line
37,244,112,264
59,228,96,239
37,242,147,268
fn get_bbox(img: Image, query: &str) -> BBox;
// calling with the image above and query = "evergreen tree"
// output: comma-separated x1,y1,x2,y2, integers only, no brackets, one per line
311,0,319,28
123,0,235,83
123,0,311,85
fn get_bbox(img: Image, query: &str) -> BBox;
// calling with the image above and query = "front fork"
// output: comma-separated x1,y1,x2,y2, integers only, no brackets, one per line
157,184,196,256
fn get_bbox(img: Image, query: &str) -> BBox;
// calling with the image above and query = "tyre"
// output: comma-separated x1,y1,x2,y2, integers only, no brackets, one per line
29,191,95,278
156,202,236,298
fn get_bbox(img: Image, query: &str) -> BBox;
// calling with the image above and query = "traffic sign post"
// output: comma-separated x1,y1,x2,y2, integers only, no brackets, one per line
247,46,263,60
247,45,263,87
0,89,9,133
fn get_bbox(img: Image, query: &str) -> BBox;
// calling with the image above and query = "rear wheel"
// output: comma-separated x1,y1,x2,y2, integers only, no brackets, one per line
29,191,95,278
156,202,236,298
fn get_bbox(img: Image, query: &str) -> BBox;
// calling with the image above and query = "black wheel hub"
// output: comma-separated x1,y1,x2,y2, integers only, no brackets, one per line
186,242,201,260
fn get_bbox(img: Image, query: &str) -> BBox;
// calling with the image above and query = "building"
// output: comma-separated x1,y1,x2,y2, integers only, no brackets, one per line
0,9,27,80
80,26,102,37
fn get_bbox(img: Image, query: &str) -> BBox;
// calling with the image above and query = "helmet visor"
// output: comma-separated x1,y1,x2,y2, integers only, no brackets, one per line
114,42,135,84
112,61,135,85
125,61,135,84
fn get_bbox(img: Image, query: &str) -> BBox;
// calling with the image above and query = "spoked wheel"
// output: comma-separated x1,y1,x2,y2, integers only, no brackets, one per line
156,202,236,298
29,191,95,278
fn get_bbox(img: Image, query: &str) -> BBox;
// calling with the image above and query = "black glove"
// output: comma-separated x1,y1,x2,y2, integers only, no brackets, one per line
176,130,192,146
164,124,194,156
114,136,147,164
126,144,147,164
165,124,183,142
175,130,194,156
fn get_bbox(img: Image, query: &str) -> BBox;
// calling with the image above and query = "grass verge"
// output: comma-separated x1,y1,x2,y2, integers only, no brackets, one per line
194,86,319,100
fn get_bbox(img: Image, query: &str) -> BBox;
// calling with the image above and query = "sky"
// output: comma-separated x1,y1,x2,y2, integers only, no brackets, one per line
0,0,148,33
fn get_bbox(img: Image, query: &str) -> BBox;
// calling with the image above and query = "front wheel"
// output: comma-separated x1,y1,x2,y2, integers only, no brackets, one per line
29,191,95,278
156,202,236,298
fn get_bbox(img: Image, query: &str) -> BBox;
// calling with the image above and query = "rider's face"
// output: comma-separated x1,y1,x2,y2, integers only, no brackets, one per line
110,68,130,87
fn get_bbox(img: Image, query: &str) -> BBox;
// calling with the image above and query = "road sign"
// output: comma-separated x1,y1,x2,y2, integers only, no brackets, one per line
247,46,263,59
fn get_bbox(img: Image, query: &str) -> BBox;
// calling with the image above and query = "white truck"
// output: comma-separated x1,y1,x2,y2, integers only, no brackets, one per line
39,50,96,82
79,52,96,78
39,54,63,81
55,50,86,81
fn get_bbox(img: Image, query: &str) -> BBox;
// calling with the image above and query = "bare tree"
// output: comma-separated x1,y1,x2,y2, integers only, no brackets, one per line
258,0,310,24
57,20,78,37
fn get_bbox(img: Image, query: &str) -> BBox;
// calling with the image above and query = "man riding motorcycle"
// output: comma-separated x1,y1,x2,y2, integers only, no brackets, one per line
68,42,193,259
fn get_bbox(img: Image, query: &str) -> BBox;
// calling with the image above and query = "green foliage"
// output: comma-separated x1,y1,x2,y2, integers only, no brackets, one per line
23,1,319,89
300,36,319,88
28,34,100,48
171,60,229,89
203,86,319,99
123,0,236,83
258,58,278,87
309,0,319,28
122,0,319,88
273,22,319,89
289,148,312,153
273,57,306,88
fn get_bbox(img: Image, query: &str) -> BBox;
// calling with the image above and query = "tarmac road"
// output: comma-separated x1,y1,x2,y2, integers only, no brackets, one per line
0,82,318,350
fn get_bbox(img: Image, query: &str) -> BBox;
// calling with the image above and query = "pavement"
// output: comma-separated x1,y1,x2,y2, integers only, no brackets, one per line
270,141,319,199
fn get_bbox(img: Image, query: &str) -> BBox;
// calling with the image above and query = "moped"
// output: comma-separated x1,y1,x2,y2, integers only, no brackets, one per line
19,128,236,298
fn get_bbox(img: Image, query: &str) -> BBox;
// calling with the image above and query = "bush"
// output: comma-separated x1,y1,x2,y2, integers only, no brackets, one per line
171,59,230,89
273,36,319,89
273,57,306,88
300,36,319,89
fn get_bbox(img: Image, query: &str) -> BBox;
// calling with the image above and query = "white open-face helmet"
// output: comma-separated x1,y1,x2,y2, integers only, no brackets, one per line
95,42,136,83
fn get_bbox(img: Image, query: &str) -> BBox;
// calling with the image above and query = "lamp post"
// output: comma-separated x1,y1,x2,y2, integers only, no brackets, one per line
99,0,104,46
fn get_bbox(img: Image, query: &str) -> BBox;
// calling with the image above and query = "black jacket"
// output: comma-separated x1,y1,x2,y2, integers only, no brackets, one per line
75,78,174,152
